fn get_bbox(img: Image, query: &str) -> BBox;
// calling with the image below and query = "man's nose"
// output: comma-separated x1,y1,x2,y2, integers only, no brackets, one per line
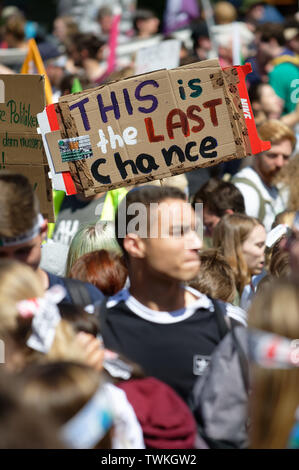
185,230,203,250
276,154,285,169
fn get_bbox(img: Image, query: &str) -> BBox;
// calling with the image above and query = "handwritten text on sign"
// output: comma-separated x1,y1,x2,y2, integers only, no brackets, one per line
59,63,237,191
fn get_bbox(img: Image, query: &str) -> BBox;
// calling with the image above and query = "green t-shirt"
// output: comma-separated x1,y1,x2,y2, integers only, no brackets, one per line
269,61,299,114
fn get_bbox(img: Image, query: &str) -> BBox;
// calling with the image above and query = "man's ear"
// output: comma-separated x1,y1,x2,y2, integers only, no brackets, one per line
40,219,48,242
123,233,146,259
225,209,234,215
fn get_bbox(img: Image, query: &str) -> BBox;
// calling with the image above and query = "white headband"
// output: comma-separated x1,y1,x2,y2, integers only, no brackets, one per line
0,214,45,248
266,224,289,248
16,285,66,354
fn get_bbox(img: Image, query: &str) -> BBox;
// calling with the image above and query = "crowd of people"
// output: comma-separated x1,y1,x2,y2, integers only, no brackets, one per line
0,0,299,450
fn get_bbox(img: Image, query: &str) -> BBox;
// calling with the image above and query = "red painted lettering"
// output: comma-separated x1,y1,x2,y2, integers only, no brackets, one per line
144,117,165,143
203,98,222,126
186,105,205,133
166,109,190,139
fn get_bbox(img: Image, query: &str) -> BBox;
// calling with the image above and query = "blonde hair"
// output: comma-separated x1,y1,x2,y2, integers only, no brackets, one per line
214,1,237,24
276,155,299,211
65,221,121,276
248,278,299,448
0,259,89,370
212,213,262,295
258,120,296,150
0,259,44,335
272,210,296,229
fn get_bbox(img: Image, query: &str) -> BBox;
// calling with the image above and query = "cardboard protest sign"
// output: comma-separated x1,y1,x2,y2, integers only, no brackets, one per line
135,39,181,75
43,59,270,196
0,74,54,221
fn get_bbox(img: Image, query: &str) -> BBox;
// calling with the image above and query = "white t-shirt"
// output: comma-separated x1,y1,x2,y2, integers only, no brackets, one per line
104,383,145,449
233,167,288,232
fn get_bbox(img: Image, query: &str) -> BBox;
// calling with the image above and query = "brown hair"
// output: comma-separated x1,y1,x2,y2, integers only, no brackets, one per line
59,303,99,337
70,33,106,57
195,181,245,216
258,22,285,46
0,370,64,448
19,361,101,424
269,249,291,278
248,278,299,448
4,15,25,42
0,171,39,238
188,249,236,303
69,249,127,296
213,213,262,294
19,361,112,448
192,177,221,206
276,155,299,211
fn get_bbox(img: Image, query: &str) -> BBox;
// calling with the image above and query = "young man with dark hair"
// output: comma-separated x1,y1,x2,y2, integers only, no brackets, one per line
97,185,246,401
133,9,160,39
68,33,107,84
193,179,245,238
0,171,104,306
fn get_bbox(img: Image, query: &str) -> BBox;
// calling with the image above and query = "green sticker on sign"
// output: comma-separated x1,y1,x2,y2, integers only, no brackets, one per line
58,135,93,163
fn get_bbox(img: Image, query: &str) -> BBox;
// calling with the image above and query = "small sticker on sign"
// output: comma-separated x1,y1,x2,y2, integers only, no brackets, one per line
58,135,93,162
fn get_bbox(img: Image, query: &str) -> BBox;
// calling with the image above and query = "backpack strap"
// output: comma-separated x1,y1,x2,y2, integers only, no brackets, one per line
211,299,230,340
231,325,250,394
63,278,93,307
232,176,266,222
95,296,109,338
212,299,250,394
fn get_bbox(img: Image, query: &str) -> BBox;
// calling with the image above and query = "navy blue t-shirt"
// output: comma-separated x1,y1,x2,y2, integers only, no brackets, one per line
47,271,104,305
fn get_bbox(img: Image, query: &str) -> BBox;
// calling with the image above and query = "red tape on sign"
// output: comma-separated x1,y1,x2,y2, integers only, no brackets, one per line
46,104,77,195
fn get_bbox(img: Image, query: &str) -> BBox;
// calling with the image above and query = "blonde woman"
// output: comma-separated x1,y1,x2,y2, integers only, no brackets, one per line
213,213,266,306
248,278,299,449
0,259,104,372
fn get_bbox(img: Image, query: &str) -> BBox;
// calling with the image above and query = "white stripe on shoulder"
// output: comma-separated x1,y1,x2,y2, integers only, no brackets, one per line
226,303,247,327
106,286,214,324
106,289,130,308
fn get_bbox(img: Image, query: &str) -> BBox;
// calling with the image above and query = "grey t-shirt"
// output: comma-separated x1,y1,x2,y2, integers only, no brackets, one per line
53,194,106,246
